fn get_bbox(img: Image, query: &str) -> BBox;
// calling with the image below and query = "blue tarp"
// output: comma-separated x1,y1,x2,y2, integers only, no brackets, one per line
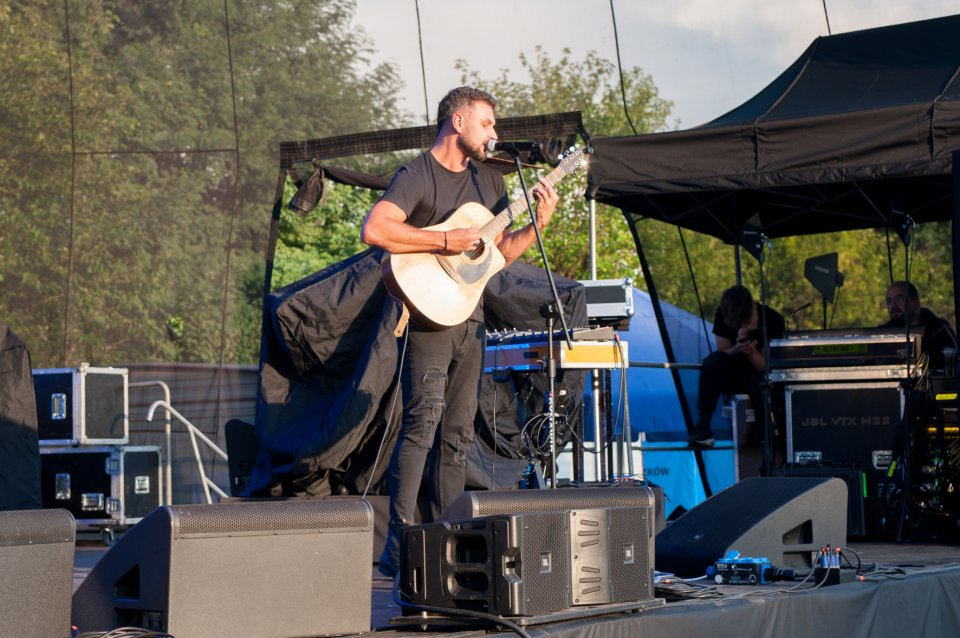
589,286,732,442
583,287,739,516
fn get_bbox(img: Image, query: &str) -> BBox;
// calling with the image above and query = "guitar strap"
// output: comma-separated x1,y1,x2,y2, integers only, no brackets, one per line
394,303,411,337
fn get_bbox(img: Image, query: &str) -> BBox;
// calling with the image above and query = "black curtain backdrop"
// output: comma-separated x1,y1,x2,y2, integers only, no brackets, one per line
247,253,587,498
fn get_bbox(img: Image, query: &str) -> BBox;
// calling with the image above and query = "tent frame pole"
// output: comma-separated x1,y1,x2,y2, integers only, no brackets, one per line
953,150,960,349
630,225,713,497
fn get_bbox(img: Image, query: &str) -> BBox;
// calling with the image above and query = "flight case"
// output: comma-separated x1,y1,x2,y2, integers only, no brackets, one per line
39,445,162,536
33,363,129,445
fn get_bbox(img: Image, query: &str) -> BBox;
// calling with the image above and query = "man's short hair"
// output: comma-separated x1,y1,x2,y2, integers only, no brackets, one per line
436,86,497,133
890,280,919,300
720,285,754,330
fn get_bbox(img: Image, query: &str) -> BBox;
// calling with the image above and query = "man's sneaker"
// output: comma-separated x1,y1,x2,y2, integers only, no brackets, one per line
687,435,715,449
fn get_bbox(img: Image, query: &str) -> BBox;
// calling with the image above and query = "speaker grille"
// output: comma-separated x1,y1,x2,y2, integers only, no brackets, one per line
442,487,654,521
518,511,569,615
608,507,654,600
0,509,75,547
170,499,373,538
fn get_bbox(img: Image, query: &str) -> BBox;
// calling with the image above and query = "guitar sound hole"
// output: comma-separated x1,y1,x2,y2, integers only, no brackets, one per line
467,242,486,261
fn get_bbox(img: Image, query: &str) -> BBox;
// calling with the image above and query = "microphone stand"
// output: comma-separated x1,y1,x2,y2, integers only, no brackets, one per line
894,214,916,541
757,242,775,477
741,228,776,476
508,151,574,490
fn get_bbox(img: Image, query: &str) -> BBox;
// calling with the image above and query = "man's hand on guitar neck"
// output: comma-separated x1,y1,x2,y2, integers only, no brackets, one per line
530,178,559,230
496,177,559,265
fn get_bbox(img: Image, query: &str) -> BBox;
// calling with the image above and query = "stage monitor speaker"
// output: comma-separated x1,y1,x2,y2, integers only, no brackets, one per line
774,466,869,538
0,509,75,638
71,500,374,638
655,477,847,577
440,485,656,522
402,506,654,616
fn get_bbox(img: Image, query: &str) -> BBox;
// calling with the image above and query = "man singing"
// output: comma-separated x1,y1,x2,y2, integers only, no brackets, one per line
361,86,560,577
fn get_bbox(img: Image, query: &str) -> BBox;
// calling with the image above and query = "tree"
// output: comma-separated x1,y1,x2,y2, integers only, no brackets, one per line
1,0,410,366
456,48,675,284
271,175,375,288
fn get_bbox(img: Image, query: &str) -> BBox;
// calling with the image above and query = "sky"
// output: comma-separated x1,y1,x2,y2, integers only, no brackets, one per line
354,0,959,131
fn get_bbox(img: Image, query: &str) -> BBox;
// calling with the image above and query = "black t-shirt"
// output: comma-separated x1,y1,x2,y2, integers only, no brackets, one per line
380,152,508,322
881,307,958,371
713,302,786,348
381,152,508,229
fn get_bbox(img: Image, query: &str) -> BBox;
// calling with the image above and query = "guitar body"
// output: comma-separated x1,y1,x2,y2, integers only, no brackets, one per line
382,202,506,330
381,147,589,330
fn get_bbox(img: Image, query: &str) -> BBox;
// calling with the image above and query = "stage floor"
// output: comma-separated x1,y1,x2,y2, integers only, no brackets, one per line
73,538,960,638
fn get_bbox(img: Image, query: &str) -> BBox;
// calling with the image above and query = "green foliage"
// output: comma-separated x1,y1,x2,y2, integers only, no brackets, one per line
1,0,411,367
765,224,956,330
456,47,675,282
6,0,952,371
272,176,375,289
628,221,957,333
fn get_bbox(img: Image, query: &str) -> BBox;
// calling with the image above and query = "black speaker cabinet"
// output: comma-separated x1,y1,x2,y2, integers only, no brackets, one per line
440,485,657,521
72,500,374,638
655,477,847,577
0,509,76,638
774,465,869,538
402,505,654,616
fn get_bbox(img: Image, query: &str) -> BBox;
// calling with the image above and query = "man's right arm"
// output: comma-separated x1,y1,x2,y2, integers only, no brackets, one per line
361,199,483,254
361,199,446,254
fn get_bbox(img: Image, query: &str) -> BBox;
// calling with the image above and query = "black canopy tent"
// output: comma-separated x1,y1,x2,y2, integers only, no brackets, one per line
587,15,960,242
587,14,960,309
583,15,960,471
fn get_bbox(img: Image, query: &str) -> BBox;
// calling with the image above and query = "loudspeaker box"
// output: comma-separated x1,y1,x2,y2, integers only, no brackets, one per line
0,508,76,638
655,477,847,577
72,499,374,638
440,485,656,521
403,504,655,616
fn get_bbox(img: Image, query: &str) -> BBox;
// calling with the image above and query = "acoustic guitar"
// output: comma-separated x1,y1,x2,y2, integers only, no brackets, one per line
382,147,589,329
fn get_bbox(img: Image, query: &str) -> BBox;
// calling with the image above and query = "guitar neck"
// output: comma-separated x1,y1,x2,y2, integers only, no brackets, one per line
479,159,574,242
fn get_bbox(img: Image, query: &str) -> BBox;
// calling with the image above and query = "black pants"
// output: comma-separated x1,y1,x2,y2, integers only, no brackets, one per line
386,319,485,527
694,351,765,444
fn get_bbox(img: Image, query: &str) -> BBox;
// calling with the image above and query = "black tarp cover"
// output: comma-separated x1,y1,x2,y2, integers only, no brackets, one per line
0,322,41,510
247,249,587,497
587,15,960,243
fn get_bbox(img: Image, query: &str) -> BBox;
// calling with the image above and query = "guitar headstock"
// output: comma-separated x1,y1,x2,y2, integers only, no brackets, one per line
556,146,591,175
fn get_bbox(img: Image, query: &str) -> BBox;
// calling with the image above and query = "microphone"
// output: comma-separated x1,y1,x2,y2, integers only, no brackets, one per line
485,140,543,154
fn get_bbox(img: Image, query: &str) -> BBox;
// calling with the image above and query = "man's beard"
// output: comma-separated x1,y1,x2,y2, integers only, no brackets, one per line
457,136,486,162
